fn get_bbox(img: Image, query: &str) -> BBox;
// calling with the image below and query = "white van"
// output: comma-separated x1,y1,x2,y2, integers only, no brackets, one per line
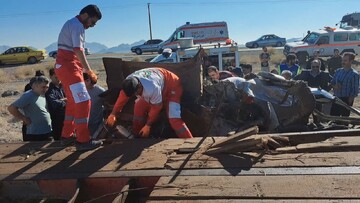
284,27,360,63
158,21,229,53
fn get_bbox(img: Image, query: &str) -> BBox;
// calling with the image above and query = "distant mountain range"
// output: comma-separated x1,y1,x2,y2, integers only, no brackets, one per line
0,38,301,54
44,40,146,54
0,40,146,54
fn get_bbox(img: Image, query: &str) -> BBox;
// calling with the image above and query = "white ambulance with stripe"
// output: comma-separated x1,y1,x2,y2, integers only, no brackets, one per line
283,27,360,63
158,21,229,53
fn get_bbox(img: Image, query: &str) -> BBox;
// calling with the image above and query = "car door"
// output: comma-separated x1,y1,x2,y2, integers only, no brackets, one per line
142,40,153,52
0,48,16,64
258,36,267,47
148,40,157,52
14,47,27,63
269,35,277,46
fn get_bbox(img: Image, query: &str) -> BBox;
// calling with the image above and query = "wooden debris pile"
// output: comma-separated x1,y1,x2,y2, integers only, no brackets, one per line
206,126,360,154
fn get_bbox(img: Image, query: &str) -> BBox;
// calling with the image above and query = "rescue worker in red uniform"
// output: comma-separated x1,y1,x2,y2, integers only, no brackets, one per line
55,5,102,150
106,68,193,139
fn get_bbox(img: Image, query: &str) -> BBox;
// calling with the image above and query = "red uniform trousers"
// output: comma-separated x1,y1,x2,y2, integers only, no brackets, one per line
133,77,192,138
55,50,91,143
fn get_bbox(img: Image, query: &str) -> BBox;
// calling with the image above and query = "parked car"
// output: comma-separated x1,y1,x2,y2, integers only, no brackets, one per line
0,46,46,65
245,34,286,48
48,48,90,59
131,39,163,55
49,50,57,58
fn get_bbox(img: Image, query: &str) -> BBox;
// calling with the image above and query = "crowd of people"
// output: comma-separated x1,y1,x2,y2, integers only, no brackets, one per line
8,5,105,151
205,47,359,120
6,4,360,152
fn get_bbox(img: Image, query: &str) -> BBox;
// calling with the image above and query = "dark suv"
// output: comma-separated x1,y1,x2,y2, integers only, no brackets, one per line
131,39,163,55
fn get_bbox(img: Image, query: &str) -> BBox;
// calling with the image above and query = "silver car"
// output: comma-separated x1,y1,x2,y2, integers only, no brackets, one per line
246,34,286,48
131,39,163,55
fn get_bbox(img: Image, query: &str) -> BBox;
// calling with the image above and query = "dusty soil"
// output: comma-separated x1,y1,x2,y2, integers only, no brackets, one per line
0,52,359,143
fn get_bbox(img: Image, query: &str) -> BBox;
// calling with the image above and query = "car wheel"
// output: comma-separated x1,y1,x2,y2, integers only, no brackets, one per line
276,42,282,47
28,56,37,64
253,43,259,48
135,48,142,55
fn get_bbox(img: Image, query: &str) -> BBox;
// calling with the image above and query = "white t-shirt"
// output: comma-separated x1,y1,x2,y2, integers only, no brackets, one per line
58,16,85,51
128,68,165,105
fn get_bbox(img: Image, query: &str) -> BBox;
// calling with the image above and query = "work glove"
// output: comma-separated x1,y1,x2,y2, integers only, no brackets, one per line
87,70,98,84
105,114,117,127
139,125,151,138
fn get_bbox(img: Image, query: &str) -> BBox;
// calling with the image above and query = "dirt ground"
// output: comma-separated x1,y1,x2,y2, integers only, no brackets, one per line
0,53,360,143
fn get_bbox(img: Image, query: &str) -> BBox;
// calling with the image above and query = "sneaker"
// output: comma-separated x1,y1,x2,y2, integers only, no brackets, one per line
60,136,76,146
76,139,103,151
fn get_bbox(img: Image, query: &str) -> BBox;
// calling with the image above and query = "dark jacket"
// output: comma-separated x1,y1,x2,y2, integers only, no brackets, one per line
45,82,66,140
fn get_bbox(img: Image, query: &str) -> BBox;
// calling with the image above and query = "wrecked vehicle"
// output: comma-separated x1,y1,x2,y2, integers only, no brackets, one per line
101,49,360,138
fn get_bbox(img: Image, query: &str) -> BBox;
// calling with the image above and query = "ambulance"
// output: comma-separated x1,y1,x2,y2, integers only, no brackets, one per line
157,21,229,53
283,26,360,63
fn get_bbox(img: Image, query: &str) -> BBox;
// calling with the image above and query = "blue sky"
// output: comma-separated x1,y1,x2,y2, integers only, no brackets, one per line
0,0,359,49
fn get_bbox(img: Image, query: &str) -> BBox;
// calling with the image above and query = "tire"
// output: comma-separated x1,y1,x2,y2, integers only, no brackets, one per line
28,56,37,64
253,43,259,48
135,48,142,55
276,42,282,47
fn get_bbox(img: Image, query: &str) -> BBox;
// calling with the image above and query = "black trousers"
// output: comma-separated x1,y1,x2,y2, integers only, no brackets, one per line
330,97,352,117
23,132,53,141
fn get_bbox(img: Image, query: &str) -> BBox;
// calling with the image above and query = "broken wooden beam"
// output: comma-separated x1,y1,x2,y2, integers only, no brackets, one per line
209,126,259,149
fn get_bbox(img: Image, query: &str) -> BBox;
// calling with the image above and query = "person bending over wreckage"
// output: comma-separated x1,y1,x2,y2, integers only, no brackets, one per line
106,68,193,138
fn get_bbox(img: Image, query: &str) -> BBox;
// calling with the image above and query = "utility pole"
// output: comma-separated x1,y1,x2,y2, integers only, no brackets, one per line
147,3,153,40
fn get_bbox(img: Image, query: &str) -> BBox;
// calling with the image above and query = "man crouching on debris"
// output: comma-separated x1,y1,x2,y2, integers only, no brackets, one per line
105,68,193,138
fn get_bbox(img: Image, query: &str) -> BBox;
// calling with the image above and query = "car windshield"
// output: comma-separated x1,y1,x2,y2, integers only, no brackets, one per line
303,32,320,45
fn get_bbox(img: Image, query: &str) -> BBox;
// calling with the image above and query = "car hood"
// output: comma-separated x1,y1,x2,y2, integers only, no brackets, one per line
285,41,308,47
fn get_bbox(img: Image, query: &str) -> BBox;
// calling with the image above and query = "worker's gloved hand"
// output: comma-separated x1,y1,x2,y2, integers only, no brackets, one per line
87,70,98,84
139,125,151,138
105,114,116,127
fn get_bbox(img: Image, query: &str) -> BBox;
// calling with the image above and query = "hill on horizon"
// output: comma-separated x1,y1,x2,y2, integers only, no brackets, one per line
0,40,146,54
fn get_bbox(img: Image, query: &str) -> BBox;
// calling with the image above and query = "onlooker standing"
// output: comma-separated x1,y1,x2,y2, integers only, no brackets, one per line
305,50,326,71
24,70,45,92
55,4,102,150
327,48,342,76
230,67,243,77
294,59,332,91
241,64,258,80
330,52,359,117
278,54,301,78
23,70,45,137
259,46,270,72
207,66,234,83
8,76,52,141
84,72,105,138
45,68,66,140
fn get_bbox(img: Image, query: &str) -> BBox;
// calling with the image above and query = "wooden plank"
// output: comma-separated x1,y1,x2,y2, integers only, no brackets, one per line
147,200,360,203
149,175,360,200
165,151,360,169
268,129,360,145
209,126,259,149
277,136,360,153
